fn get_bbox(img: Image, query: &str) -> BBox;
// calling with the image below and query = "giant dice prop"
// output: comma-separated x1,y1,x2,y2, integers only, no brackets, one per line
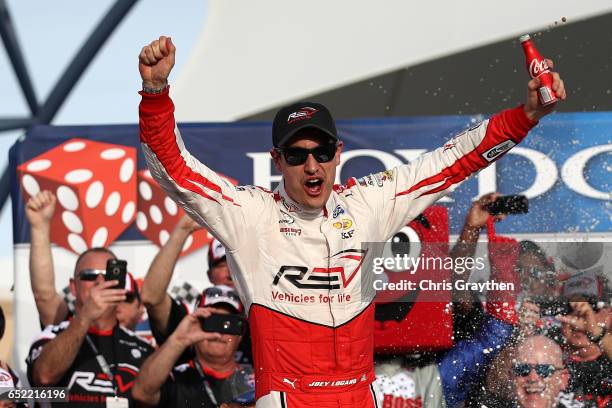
17,138,137,254
136,169,238,256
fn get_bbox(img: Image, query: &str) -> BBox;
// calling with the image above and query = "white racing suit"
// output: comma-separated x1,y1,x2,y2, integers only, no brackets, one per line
139,88,536,407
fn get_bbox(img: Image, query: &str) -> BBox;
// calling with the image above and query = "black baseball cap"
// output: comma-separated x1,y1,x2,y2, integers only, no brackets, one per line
272,101,338,148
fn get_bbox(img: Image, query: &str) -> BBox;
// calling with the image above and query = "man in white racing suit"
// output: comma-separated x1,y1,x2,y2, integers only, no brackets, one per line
137,35,566,407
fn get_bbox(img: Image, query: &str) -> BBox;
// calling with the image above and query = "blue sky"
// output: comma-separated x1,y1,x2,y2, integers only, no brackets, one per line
0,0,206,286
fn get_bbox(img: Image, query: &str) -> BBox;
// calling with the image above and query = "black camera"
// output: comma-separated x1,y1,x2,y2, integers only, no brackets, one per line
200,313,246,335
486,195,529,216
105,259,127,289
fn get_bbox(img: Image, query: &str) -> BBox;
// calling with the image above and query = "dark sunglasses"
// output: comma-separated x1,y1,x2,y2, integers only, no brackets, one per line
513,363,563,378
275,143,338,166
78,269,105,281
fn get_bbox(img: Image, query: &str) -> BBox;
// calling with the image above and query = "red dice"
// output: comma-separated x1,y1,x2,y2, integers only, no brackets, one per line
17,138,137,254
136,169,238,256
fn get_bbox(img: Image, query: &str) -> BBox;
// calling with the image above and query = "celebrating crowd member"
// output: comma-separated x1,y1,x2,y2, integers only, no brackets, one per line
141,213,203,339
473,336,582,408
26,249,153,406
556,281,612,407
141,214,252,363
25,190,144,330
132,297,248,407
137,35,565,406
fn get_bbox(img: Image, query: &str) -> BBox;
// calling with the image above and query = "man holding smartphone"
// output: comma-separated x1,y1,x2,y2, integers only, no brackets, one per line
132,285,249,407
26,249,154,407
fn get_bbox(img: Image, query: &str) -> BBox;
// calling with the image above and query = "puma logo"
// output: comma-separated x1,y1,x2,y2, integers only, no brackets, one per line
283,378,297,389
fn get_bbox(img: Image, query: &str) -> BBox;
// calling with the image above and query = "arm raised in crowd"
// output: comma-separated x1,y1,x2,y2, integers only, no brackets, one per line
25,190,69,326
132,307,219,406
141,214,201,335
450,193,504,309
31,278,124,385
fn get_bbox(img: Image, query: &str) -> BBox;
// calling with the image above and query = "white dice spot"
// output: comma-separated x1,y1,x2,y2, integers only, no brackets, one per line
62,211,83,234
122,201,135,223
100,148,126,160
149,205,163,225
159,230,170,245
119,158,135,183
57,186,79,211
63,141,86,152
27,159,52,172
136,211,148,231
85,181,104,208
143,169,152,179
105,192,121,216
139,181,152,201
91,227,108,247
182,235,193,251
68,234,88,253
164,196,178,215
22,175,40,196
65,169,93,184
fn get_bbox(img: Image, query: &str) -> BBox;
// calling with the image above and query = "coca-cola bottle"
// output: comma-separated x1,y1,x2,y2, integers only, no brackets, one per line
520,34,557,106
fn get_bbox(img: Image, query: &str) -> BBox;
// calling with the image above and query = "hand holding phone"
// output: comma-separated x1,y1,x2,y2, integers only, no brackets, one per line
200,313,245,335
105,259,127,289
486,195,528,216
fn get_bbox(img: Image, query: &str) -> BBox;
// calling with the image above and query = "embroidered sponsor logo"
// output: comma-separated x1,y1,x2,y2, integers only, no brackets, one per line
333,219,353,230
272,249,367,290
278,210,295,224
341,230,355,239
332,205,344,218
280,227,302,237
287,107,318,124
283,378,297,389
482,140,516,162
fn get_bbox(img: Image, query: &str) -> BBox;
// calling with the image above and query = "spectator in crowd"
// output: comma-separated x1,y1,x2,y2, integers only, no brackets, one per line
141,215,252,364
516,240,559,301
25,190,144,330
26,248,153,406
138,34,565,406
474,336,581,408
0,306,25,408
219,364,256,408
132,288,248,407
556,288,612,407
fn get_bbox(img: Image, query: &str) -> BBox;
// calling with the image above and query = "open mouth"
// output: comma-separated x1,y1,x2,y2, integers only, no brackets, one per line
304,178,323,196
523,385,545,395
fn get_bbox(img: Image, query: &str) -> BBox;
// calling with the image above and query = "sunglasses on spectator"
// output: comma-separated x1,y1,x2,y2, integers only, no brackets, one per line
513,363,563,378
203,287,241,303
275,143,337,166
78,269,106,281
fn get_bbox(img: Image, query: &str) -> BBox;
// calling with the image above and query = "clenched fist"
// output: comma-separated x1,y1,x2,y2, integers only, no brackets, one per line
139,35,176,90
26,190,56,228
523,58,566,122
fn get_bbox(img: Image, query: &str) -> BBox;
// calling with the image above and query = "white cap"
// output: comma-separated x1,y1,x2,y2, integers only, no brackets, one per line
519,34,531,43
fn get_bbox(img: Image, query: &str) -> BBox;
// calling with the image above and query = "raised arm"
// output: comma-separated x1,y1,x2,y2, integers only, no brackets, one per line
132,307,219,406
138,36,268,252
450,193,503,308
25,190,68,326
347,63,565,241
141,214,201,335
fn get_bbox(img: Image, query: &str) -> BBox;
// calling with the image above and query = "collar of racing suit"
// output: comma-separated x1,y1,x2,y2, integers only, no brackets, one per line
275,179,335,220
